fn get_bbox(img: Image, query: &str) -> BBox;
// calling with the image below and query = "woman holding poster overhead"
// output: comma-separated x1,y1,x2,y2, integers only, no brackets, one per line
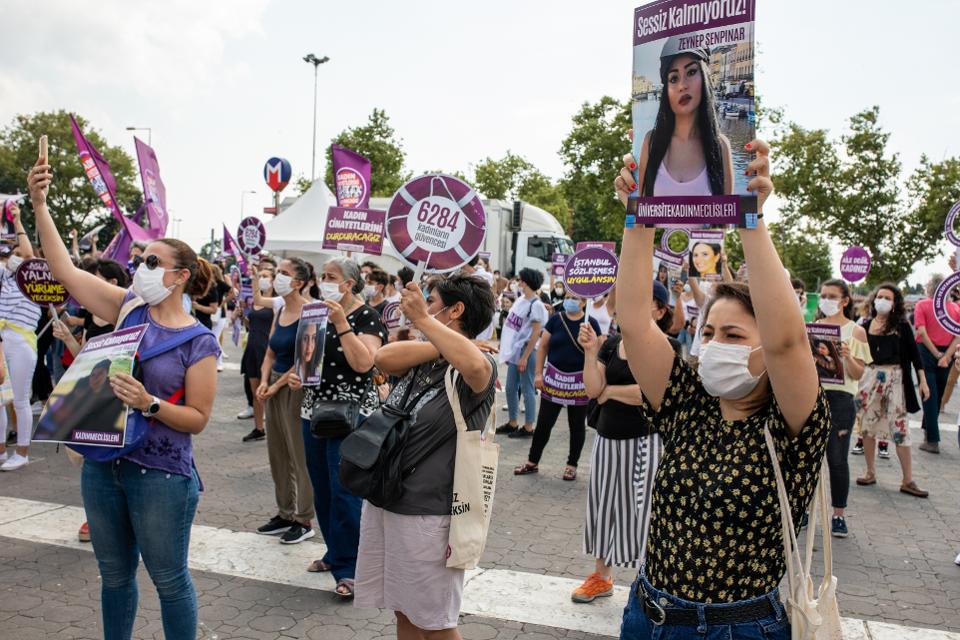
855,283,929,498
289,257,386,599
613,139,829,638
513,293,601,481
814,279,871,538
637,38,734,198
0,200,39,472
28,158,220,640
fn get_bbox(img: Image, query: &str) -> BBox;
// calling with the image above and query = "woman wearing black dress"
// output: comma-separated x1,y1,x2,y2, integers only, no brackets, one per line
240,265,276,442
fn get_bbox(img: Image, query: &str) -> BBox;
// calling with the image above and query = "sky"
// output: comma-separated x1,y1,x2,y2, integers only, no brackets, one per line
2,0,958,285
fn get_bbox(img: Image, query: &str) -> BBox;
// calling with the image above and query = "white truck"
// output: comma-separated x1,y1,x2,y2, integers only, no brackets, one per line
365,197,573,278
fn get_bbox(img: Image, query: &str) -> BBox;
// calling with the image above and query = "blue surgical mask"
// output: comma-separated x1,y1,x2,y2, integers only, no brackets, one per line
562,299,581,315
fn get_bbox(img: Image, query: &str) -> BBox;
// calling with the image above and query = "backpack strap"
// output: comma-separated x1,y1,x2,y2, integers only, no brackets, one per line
117,296,147,329
138,323,213,362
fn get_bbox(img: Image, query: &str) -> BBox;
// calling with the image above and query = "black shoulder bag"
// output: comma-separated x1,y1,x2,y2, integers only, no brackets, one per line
339,363,444,508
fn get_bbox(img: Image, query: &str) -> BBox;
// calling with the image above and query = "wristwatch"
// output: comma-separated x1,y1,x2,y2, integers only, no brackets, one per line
142,396,161,417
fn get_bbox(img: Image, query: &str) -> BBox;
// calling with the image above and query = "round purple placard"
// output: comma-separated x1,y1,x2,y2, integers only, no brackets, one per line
840,246,871,282
386,174,486,273
945,201,960,247
237,217,266,256
933,272,960,337
15,258,67,306
563,247,619,298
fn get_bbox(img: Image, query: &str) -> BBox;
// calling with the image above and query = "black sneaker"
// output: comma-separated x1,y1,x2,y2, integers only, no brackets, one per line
831,516,849,538
243,428,266,442
878,441,890,459
851,438,863,455
280,523,316,544
257,515,295,536
508,426,534,439
496,423,518,435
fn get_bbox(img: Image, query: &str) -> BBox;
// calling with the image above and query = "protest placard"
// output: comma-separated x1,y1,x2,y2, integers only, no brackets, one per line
687,230,724,280
806,323,844,385
293,303,330,386
323,207,385,255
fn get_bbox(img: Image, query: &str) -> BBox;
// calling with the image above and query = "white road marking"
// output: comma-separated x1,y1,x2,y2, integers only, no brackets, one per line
0,497,955,639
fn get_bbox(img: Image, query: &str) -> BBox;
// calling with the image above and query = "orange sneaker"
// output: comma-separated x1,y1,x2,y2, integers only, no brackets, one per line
78,522,90,543
571,572,614,603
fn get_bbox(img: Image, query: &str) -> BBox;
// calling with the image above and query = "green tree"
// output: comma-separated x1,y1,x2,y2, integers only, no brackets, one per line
199,238,222,261
471,151,570,230
559,97,631,247
722,223,831,289
0,110,140,238
323,109,410,198
772,106,960,284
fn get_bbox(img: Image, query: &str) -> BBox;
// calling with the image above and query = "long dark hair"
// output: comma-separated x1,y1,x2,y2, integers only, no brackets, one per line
818,278,854,321
642,58,724,196
865,282,906,335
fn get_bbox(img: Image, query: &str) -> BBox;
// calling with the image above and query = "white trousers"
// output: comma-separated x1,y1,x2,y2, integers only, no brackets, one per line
0,328,38,448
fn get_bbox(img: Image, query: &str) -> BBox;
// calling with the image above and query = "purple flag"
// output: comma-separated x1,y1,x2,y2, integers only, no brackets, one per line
70,115,151,252
134,137,168,235
331,144,371,208
223,225,247,273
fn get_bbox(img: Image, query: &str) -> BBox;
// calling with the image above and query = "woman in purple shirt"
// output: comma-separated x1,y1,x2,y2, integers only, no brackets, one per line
29,159,219,640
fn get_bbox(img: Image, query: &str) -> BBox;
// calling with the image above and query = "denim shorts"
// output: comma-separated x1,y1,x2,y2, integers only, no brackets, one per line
620,569,789,639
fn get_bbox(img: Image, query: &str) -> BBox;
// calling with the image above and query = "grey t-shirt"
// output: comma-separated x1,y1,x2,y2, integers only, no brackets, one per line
385,355,497,516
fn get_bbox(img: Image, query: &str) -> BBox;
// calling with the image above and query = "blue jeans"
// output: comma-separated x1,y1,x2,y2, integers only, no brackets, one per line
620,570,789,639
506,349,538,424
302,419,362,582
81,459,200,640
919,344,950,444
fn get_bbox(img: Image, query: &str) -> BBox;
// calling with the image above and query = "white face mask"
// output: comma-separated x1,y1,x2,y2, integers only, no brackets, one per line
132,263,176,306
697,341,765,400
273,273,294,297
818,298,840,317
258,277,272,292
321,282,343,302
363,284,377,299
554,286,564,295
874,298,893,315
6,255,22,273
509,283,519,293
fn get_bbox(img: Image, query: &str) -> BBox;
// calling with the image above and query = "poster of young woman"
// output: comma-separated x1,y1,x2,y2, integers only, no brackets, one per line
629,0,756,227
653,248,684,287
293,302,330,386
540,363,589,406
687,229,725,280
33,325,148,447
806,323,845,385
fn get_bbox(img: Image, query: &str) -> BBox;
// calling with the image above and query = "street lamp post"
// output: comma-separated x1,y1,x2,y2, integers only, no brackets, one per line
240,190,257,222
125,126,152,146
302,53,330,181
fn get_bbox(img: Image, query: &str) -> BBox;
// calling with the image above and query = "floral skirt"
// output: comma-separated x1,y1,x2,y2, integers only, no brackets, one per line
856,365,910,446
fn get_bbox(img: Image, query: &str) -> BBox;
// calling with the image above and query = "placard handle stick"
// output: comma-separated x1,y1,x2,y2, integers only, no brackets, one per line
38,305,59,340
398,258,429,329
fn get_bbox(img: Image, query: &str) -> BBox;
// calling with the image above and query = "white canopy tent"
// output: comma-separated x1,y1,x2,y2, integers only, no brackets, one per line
263,181,406,273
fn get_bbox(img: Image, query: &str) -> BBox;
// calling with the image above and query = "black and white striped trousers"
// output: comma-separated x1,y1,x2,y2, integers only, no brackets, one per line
582,432,661,567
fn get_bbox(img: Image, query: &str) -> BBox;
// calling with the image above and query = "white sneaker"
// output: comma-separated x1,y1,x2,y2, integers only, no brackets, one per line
31,401,43,416
0,451,8,464
1,453,29,471
237,406,254,420
955,552,960,566
217,364,224,372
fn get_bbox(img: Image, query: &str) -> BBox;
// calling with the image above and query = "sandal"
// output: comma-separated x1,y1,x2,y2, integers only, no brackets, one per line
856,472,876,486
307,559,332,573
514,462,539,475
562,466,577,481
335,578,355,600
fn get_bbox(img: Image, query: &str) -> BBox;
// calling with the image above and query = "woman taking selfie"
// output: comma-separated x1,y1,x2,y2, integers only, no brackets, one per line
28,156,219,640
613,139,829,638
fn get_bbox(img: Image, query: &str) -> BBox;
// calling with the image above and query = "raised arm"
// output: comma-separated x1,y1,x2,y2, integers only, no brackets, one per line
614,148,676,410
27,152,126,323
738,139,818,436
578,322,605,398
399,283,491,393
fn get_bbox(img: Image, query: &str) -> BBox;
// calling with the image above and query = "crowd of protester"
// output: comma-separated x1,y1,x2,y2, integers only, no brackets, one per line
3,138,957,639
